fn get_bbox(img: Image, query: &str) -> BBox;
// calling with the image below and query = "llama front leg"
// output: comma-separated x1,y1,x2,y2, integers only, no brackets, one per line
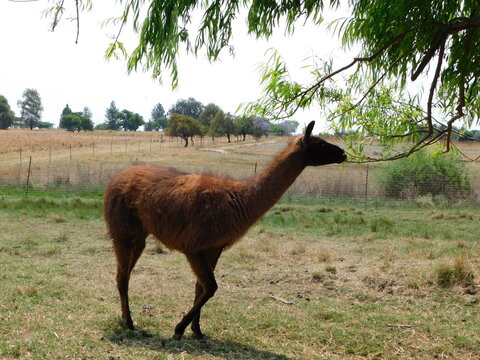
190,247,223,339
173,252,218,340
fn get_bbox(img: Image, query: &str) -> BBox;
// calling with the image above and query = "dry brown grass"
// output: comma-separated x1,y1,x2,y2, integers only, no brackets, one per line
1,129,479,202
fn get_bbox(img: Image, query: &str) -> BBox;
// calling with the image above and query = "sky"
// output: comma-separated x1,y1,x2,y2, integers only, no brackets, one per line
0,0,353,132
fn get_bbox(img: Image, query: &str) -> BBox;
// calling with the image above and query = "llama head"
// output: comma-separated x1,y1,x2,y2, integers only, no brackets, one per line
301,121,347,166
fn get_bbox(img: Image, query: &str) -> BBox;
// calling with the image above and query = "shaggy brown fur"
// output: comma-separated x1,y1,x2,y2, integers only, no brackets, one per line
104,121,346,339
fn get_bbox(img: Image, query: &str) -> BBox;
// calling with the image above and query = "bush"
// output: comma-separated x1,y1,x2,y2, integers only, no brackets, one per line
375,150,472,201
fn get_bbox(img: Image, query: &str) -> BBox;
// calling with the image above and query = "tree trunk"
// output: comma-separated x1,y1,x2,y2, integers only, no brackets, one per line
226,134,231,143
183,136,189,147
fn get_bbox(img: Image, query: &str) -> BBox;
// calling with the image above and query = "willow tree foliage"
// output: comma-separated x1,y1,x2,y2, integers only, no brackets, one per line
46,0,480,160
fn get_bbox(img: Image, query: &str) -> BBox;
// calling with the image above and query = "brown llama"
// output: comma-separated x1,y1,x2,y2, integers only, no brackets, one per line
104,121,346,340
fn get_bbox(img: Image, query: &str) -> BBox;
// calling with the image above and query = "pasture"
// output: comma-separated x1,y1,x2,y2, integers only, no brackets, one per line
0,129,479,359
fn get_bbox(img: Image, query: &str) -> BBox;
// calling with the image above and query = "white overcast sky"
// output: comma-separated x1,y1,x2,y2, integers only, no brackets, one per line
0,0,351,131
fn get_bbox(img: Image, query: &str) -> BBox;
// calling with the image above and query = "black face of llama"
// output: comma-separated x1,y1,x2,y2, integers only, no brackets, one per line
303,121,347,166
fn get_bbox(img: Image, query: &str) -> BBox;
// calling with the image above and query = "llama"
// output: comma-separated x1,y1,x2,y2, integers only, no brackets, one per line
104,121,346,340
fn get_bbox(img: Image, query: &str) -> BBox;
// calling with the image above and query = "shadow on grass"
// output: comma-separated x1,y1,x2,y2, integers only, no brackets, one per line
104,326,292,360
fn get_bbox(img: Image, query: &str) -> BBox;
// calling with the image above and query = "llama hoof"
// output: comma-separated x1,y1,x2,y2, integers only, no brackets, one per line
172,333,183,341
193,332,206,340
121,317,135,331
124,323,135,331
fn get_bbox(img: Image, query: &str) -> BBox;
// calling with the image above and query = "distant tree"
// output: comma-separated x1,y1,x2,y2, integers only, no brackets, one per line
145,102,168,131
236,115,254,141
60,104,72,129
270,120,299,136
60,113,82,131
168,98,204,119
145,118,168,131
252,117,271,139
17,88,43,130
209,110,236,143
80,115,94,131
61,104,72,120
119,109,145,131
283,120,299,135
11,117,25,129
83,106,93,119
105,101,120,130
94,123,108,130
199,103,221,128
0,95,15,129
60,112,93,131
167,113,202,147
37,121,54,129
151,102,165,120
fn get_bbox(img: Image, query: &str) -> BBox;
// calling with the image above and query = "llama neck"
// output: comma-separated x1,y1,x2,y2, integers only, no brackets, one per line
241,145,305,222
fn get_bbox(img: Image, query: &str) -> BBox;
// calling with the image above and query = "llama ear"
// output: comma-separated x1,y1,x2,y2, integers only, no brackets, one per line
304,121,315,142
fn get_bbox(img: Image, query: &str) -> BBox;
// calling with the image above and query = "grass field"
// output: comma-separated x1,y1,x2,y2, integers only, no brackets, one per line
0,192,479,360
0,129,479,359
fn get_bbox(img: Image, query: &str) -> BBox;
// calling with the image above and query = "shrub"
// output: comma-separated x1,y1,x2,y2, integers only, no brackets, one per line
375,150,472,201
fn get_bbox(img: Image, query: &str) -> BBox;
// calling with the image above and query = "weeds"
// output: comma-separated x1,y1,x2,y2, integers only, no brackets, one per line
436,257,476,287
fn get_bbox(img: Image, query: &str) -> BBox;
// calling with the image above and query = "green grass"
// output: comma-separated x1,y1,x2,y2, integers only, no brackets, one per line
0,193,479,359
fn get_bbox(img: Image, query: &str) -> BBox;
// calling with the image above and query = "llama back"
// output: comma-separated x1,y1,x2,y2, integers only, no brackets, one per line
104,165,252,253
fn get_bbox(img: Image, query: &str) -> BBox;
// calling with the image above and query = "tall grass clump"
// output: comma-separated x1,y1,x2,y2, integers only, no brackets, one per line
375,150,472,201
436,257,475,288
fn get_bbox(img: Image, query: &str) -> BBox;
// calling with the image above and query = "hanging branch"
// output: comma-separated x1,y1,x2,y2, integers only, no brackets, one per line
75,0,80,44
445,81,466,152
279,30,412,118
48,0,65,32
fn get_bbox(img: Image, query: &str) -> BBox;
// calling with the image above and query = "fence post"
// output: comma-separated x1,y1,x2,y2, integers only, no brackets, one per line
364,163,369,207
18,147,22,183
92,142,95,157
25,156,32,199
254,162,257,174
48,146,51,185
69,144,72,161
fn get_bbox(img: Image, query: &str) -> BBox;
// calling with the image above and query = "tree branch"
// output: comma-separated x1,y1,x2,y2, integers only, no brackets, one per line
445,81,466,152
276,30,413,118
75,0,80,44
49,0,65,32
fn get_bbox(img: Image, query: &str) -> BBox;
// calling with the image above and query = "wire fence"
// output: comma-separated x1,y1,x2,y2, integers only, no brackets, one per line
0,131,479,205
2,151,479,207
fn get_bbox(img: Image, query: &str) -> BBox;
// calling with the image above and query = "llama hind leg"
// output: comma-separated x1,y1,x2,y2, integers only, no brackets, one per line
114,235,146,330
173,251,218,340
191,248,223,339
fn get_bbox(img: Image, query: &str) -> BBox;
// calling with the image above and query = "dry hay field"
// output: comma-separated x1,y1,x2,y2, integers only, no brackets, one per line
0,129,369,200
0,129,479,359
0,128,479,201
